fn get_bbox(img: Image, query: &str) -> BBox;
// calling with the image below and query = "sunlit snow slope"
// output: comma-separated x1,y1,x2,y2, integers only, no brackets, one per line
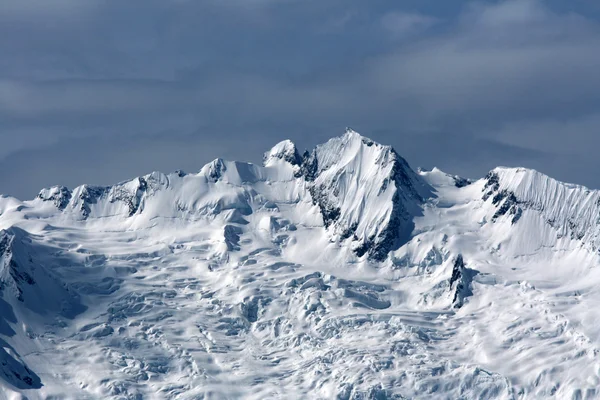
1,129,600,399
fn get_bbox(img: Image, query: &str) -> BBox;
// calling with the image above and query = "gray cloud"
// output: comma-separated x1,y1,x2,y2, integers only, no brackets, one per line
381,11,439,37
1,0,600,199
366,0,600,119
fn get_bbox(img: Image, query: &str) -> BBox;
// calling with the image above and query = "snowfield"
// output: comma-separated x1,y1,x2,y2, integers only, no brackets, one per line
1,129,600,399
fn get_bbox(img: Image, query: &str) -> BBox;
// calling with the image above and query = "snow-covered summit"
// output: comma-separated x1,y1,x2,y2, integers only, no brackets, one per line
27,130,433,260
20,132,600,259
14,130,600,263
36,186,71,210
263,139,302,167
3,130,600,399
301,129,431,259
480,166,600,252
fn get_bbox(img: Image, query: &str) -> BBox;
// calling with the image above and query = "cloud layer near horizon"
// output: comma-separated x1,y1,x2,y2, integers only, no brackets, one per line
2,0,600,198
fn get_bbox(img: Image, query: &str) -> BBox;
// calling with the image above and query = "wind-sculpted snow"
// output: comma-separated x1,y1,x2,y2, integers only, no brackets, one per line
302,129,432,260
1,132,600,399
482,167,600,250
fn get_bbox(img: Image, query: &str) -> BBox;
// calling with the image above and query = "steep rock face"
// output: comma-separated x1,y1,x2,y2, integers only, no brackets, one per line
0,229,73,391
67,176,154,219
202,158,229,183
301,129,431,260
37,186,72,210
70,185,108,218
27,131,431,262
0,228,85,317
482,167,600,250
0,230,36,302
0,337,42,390
40,173,171,219
109,177,148,217
449,254,477,308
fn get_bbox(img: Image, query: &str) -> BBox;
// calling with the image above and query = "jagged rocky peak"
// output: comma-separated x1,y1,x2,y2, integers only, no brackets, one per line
305,128,426,197
23,130,433,261
308,128,387,174
109,177,148,217
263,140,302,167
201,158,228,182
0,229,15,271
301,128,431,260
37,185,72,210
482,166,600,248
64,175,158,219
0,227,85,328
69,184,108,218
0,229,35,302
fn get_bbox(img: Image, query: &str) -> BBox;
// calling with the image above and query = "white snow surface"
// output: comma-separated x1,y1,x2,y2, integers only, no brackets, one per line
1,130,600,399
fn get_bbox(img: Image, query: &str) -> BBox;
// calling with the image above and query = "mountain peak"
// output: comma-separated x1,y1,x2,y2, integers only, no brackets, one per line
481,165,600,251
343,127,377,146
343,126,363,137
37,185,72,210
201,158,228,182
302,129,429,259
263,139,302,167
4,130,600,398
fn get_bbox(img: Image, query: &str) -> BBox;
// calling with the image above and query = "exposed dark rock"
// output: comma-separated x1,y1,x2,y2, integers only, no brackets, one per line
482,172,500,201
223,225,242,251
300,150,318,182
263,140,303,169
0,231,10,255
79,186,108,218
482,173,524,225
207,159,227,182
340,223,358,240
308,185,341,228
491,190,522,224
363,152,420,261
353,239,372,258
240,296,271,323
9,260,35,286
449,254,478,308
0,338,43,389
0,232,34,302
299,140,428,261
0,228,87,317
278,147,302,166
110,178,147,217
454,176,471,188
510,207,523,224
361,137,375,147
37,186,72,210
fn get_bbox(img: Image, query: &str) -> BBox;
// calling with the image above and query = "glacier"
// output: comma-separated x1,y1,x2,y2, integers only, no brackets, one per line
1,129,600,399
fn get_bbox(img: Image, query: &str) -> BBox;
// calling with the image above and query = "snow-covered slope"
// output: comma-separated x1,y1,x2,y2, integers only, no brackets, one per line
302,130,431,260
1,130,600,399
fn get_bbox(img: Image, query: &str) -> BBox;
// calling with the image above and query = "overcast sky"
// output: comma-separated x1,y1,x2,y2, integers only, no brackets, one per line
2,0,600,199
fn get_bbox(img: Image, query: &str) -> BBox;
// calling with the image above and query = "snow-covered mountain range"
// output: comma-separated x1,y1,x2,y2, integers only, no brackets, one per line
2,129,600,399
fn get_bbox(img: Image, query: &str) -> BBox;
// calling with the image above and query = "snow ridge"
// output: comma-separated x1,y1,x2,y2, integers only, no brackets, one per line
2,130,600,399
483,167,600,251
300,129,431,260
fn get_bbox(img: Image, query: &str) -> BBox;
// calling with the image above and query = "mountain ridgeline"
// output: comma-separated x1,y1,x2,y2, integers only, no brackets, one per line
3,130,600,399
34,129,432,261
